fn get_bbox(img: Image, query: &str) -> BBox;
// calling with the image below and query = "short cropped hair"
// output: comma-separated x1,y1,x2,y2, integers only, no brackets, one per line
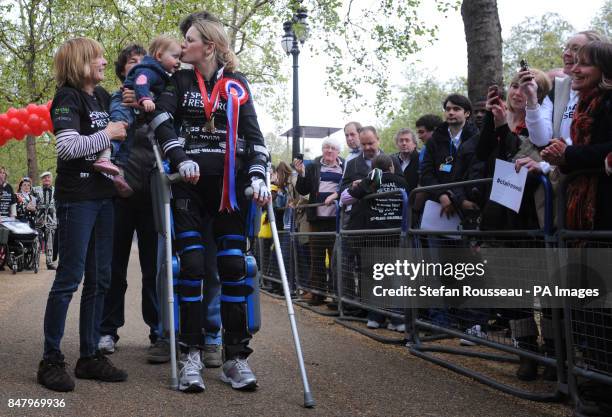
394,128,416,145
443,94,472,113
322,136,343,152
54,37,104,89
358,125,378,138
344,121,362,132
576,30,608,43
415,114,443,131
114,44,146,81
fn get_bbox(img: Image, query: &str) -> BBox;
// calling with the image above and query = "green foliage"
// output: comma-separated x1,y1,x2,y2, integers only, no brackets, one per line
502,13,575,84
308,0,460,117
591,0,611,38
378,73,466,152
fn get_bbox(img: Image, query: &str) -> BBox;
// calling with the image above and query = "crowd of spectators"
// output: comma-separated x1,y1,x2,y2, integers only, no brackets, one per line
261,32,612,414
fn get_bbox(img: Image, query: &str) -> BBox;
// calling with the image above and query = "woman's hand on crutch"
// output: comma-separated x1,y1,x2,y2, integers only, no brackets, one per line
250,177,271,207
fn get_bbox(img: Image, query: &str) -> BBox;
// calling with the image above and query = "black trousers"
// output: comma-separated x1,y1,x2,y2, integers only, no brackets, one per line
100,194,159,343
172,176,252,359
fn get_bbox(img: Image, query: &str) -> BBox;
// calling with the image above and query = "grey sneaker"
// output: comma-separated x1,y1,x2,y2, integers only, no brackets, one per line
202,344,222,368
221,358,258,390
98,335,115,354
179,349,205,393
147,339,170,364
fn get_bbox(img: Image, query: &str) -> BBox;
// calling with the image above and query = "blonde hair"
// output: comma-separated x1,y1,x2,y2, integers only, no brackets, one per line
54,37,104,89
190,18,238,72
148,35,181,59
508,68,551,112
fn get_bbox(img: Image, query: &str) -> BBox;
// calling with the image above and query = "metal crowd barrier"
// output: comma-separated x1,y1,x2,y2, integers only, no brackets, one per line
256,173,612,407
405,177,566,402
556,169,612,414
333,189,410,344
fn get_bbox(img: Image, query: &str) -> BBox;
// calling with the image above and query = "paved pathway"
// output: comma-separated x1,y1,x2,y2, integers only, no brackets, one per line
0,247,572,417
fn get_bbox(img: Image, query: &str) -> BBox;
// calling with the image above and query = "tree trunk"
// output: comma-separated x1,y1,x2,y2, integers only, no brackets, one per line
461,0,503,104
25,1,38,182
26,135,38,181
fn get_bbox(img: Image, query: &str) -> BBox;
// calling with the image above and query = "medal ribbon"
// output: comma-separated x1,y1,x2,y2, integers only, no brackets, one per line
194,68,222,123
219,79,249,212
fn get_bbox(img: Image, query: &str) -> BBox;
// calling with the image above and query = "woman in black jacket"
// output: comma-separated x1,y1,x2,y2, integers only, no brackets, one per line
541,42,612,415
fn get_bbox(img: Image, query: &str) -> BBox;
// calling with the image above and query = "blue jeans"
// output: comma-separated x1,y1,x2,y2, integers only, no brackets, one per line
43,199,114,359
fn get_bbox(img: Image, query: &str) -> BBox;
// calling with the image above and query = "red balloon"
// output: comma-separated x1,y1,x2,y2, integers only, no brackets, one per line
26,114,42,132
0,113,7,129
31,126,44,137
16,108,29,123
8,117,21,132
46,100,52,110
35,105,49,118
6,108,18,119
2,128,14,141
26,103,38,114
13,126,26,140
40,120,51,133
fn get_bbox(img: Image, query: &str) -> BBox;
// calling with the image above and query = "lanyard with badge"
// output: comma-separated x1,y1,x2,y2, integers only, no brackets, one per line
439,139,456,173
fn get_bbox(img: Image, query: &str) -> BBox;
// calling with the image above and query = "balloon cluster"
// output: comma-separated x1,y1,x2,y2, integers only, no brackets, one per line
0,101,53,146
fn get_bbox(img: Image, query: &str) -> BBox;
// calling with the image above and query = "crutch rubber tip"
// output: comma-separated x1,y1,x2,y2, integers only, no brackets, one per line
303,392,315,408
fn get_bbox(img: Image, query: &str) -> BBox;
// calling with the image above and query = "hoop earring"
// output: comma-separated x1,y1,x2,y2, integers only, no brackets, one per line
599,75,612,90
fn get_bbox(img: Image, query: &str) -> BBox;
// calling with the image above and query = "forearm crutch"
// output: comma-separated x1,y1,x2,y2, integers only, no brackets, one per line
149,134,179,390
260,165,315,408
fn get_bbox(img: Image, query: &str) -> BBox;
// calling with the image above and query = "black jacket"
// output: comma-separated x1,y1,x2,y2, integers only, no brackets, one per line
295,156,345,223
390,151,419,192
420,121,483,203
152,67,268,179
348,172,408,230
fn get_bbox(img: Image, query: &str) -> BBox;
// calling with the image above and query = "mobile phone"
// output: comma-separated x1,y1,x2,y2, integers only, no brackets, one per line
489,85,499,99
520,59,530,72
296,153,304,161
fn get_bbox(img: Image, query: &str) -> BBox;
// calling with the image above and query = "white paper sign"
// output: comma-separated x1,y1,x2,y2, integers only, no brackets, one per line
490,159,528,213
420,200,461,238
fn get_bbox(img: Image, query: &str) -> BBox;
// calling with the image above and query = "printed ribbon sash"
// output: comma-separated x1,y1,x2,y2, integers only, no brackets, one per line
219,78,249,212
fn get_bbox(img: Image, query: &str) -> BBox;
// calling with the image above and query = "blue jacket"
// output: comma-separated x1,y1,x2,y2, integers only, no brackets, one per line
123,55,170,105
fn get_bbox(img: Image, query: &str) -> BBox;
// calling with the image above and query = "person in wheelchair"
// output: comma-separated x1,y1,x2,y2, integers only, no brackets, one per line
16,177,37,230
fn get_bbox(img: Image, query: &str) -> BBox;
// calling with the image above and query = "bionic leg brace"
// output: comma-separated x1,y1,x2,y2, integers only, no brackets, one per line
216,234,260,335
174,231,205,346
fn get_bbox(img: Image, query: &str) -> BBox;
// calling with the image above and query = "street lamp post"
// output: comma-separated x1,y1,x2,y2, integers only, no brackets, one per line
281,8,309,159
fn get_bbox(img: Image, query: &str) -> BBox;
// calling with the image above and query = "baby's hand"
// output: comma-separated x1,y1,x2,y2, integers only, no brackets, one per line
142,99,155,112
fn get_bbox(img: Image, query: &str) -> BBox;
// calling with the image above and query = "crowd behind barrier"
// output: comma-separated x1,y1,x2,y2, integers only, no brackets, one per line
258,175,612,407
